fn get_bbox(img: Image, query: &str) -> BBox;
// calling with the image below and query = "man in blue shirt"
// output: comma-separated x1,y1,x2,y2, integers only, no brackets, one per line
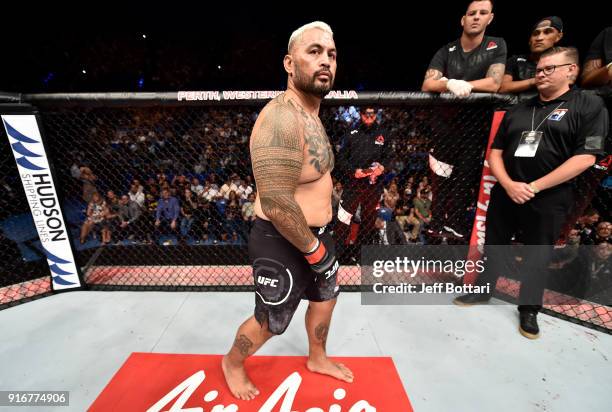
155,188,179,244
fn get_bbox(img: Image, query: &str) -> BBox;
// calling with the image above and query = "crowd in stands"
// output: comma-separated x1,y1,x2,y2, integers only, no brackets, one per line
72,105,437,246
69,102,608,248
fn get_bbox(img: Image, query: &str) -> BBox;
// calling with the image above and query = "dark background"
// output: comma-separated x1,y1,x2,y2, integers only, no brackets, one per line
0,2,609,93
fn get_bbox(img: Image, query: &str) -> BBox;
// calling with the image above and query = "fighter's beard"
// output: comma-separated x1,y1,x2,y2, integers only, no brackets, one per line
294,67,334,99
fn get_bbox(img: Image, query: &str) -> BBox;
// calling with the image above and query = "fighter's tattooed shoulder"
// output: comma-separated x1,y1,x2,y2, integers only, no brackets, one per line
287,98,334,174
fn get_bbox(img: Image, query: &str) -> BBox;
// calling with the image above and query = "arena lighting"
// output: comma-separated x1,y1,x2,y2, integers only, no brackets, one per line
81,69,86,75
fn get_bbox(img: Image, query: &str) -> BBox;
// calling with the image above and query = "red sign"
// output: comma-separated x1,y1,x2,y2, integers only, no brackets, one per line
89,353,413,411
465,111,505,285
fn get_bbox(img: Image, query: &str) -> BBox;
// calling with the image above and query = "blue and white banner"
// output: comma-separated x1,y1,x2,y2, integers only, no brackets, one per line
2,114,82,290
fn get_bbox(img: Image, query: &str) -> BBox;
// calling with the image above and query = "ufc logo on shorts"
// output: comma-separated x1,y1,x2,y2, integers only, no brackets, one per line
324,261,340,279
258,276,279,287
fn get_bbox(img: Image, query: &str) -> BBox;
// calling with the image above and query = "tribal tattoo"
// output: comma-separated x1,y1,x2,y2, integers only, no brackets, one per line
250,96,316,252
314,322,330,349
234,334,253,357
289,100,334,174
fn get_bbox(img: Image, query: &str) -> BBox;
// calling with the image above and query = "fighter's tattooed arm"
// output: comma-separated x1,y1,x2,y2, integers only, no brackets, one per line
251,99,317,252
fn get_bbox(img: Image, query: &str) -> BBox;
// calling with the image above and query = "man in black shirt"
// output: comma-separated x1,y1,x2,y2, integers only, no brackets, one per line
454,47,608,339
500,16,564,94
581,26,612,90
421,0,506,97
334,107,390,260
420,0,507,239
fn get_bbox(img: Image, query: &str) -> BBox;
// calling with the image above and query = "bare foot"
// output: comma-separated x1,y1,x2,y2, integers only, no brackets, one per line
307,357,354,383
221,355,260,401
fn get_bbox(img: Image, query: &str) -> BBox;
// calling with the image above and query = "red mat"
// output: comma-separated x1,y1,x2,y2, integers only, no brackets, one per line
89,353,412,411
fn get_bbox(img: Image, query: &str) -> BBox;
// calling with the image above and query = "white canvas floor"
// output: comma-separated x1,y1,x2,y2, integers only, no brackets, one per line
0,291,610,411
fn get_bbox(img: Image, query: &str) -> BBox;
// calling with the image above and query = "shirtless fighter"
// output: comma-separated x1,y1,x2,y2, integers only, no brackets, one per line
222,21,354,401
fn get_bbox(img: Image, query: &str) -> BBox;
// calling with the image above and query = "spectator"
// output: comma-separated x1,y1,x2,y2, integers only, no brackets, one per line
190,177,204,196
128,183,145,208
157,172,169,189
584,221,612,245
194,148,211,174
383,183,401,210
155,188,180,243
117,194,143,242
80,192,110,244
201,180,219,201
145,177,158,194
224,193,244,242
180,188,197,242
193,196,222,241
105,190,121,242
550,240,611,304
374,209,407,245
244,175,255,191
79,166,97,203
577,208,600,242
552,226,582,267
131,179,145,194
236,178,254,202
404,176,415,200
405,206,422,243
332,180,343,216
106,190,120,216
173,174,190,194
219,173,240,199
241,193,256,224
394,190,417,235
414,187,433,243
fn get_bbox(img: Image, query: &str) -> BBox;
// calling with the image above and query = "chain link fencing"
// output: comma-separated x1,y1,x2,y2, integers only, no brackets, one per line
0,91,609,333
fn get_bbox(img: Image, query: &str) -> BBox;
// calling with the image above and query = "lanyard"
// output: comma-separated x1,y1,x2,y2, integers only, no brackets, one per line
531,101,565,132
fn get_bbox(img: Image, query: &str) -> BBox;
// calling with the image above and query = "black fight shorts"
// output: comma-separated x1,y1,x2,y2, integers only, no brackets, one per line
250,218,339,335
